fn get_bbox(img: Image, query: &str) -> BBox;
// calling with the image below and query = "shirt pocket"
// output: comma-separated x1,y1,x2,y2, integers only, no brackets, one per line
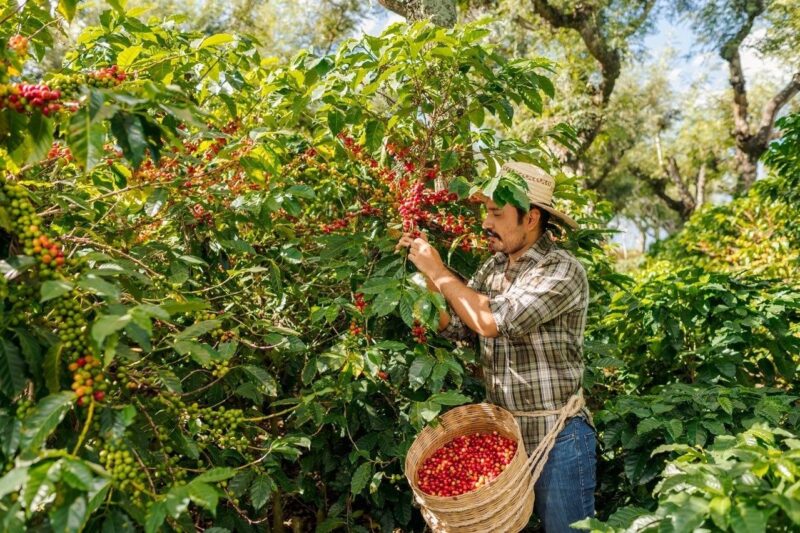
507,336,537,383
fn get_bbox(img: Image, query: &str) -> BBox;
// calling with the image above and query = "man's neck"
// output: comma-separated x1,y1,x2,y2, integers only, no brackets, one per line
507,228,544,265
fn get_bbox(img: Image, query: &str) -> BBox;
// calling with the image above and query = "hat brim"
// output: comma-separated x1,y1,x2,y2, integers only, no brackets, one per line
532,202,579,229
470,193,579,229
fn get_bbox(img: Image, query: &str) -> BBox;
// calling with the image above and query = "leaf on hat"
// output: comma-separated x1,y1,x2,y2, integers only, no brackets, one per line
470,171,530,211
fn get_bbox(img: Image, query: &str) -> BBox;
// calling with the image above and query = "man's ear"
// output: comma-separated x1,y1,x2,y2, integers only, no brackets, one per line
527,207,540,230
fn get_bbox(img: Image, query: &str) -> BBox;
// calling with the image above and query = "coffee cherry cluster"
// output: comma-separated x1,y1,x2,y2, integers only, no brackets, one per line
116,366,155,391
195,311,233,341
68,355,107,406
8,35,28,57
6,284,35,327
163,398,249,451
0,83,62,116
50,296,89,357
210,360,230,378
418,432,518,497
49,66,127,96
27,233,66,271
349,320,363,336
1,179,38,233
353,292,367,313
0,179,68,279
88,65,127,86
15,398,34,420
99,441,147,495
47,142,74,162
411,320,427,344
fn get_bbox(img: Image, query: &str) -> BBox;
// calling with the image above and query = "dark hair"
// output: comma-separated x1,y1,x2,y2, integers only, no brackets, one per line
515,204,551,230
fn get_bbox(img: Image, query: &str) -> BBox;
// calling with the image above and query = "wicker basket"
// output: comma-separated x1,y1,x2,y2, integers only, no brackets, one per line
404,403,534,533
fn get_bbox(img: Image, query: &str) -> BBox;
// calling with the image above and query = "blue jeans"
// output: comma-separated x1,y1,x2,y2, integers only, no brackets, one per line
530,416,597,532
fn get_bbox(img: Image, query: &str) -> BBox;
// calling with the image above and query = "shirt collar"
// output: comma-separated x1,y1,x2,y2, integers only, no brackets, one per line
492,231,554,266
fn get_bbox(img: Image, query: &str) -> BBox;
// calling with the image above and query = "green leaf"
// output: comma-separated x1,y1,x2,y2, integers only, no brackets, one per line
68,91,109,172
327,109,345,136
42,342,64,393
173,340,217,366
350,462,373,495
718,396,734,415
0,466,28,500
116,45,143,69
709,496,731,530
40,280,74,303
23,460,56,508
636,418,661,436
110,112,147,168
240,366,278,396
14,329,41,379
429,391,470,406
360,277,399,295
364,120,385,153
49,493,88,533
19,392,75,454
370,289,400,317
666,419,684,440
92,314,131,347
250,475,274,510
196,33,235,49
730,502,767,533
228,470,254,498
61,458,94,491
195,468,235,483
408,354,435,390
144,502,167,533
0,338,26,399
26,112,55,164
164,485,191,517
77,274,121,299
102,509,136,533
58,0,79,21
411,400,441,427
186,481,219,514
440,151,458,172
398,292,415,327
175,320,221,341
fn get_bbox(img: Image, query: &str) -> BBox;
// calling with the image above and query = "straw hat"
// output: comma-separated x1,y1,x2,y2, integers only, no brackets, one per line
499,161,578,229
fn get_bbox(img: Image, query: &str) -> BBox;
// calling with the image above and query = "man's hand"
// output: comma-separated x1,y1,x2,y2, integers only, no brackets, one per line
395,232,445,280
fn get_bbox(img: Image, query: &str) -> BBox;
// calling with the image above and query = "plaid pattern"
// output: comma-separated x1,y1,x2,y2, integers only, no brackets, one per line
440,231,590,453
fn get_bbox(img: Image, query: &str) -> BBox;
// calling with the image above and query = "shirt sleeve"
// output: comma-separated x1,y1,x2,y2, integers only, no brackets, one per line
438,258,493,344
488,256,586,338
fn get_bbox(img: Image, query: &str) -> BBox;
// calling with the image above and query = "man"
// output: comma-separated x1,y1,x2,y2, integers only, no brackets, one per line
396,162,596,532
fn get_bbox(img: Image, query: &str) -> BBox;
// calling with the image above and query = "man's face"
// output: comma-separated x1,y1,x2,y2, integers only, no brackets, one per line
481,199,531,255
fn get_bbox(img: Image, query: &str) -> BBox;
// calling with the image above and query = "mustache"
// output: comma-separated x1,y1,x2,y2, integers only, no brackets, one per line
483,229,500,240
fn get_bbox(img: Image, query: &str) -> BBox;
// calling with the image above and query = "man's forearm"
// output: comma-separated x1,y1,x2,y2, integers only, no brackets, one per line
429,267,498,338
420,274,454,332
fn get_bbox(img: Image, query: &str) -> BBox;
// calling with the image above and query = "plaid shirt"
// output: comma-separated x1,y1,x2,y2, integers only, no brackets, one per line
440,231,590,453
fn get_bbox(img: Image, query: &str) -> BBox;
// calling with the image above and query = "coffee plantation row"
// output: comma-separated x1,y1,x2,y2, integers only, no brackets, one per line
0,2,798,532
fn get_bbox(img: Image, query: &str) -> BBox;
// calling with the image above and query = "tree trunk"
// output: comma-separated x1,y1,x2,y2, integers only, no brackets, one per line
378,0,457,26
719,2,800,194
530,0,656,167
630,165,695,222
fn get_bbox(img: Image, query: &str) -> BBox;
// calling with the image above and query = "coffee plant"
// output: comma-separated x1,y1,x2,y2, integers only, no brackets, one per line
0,2,620,531
576,424,800,532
